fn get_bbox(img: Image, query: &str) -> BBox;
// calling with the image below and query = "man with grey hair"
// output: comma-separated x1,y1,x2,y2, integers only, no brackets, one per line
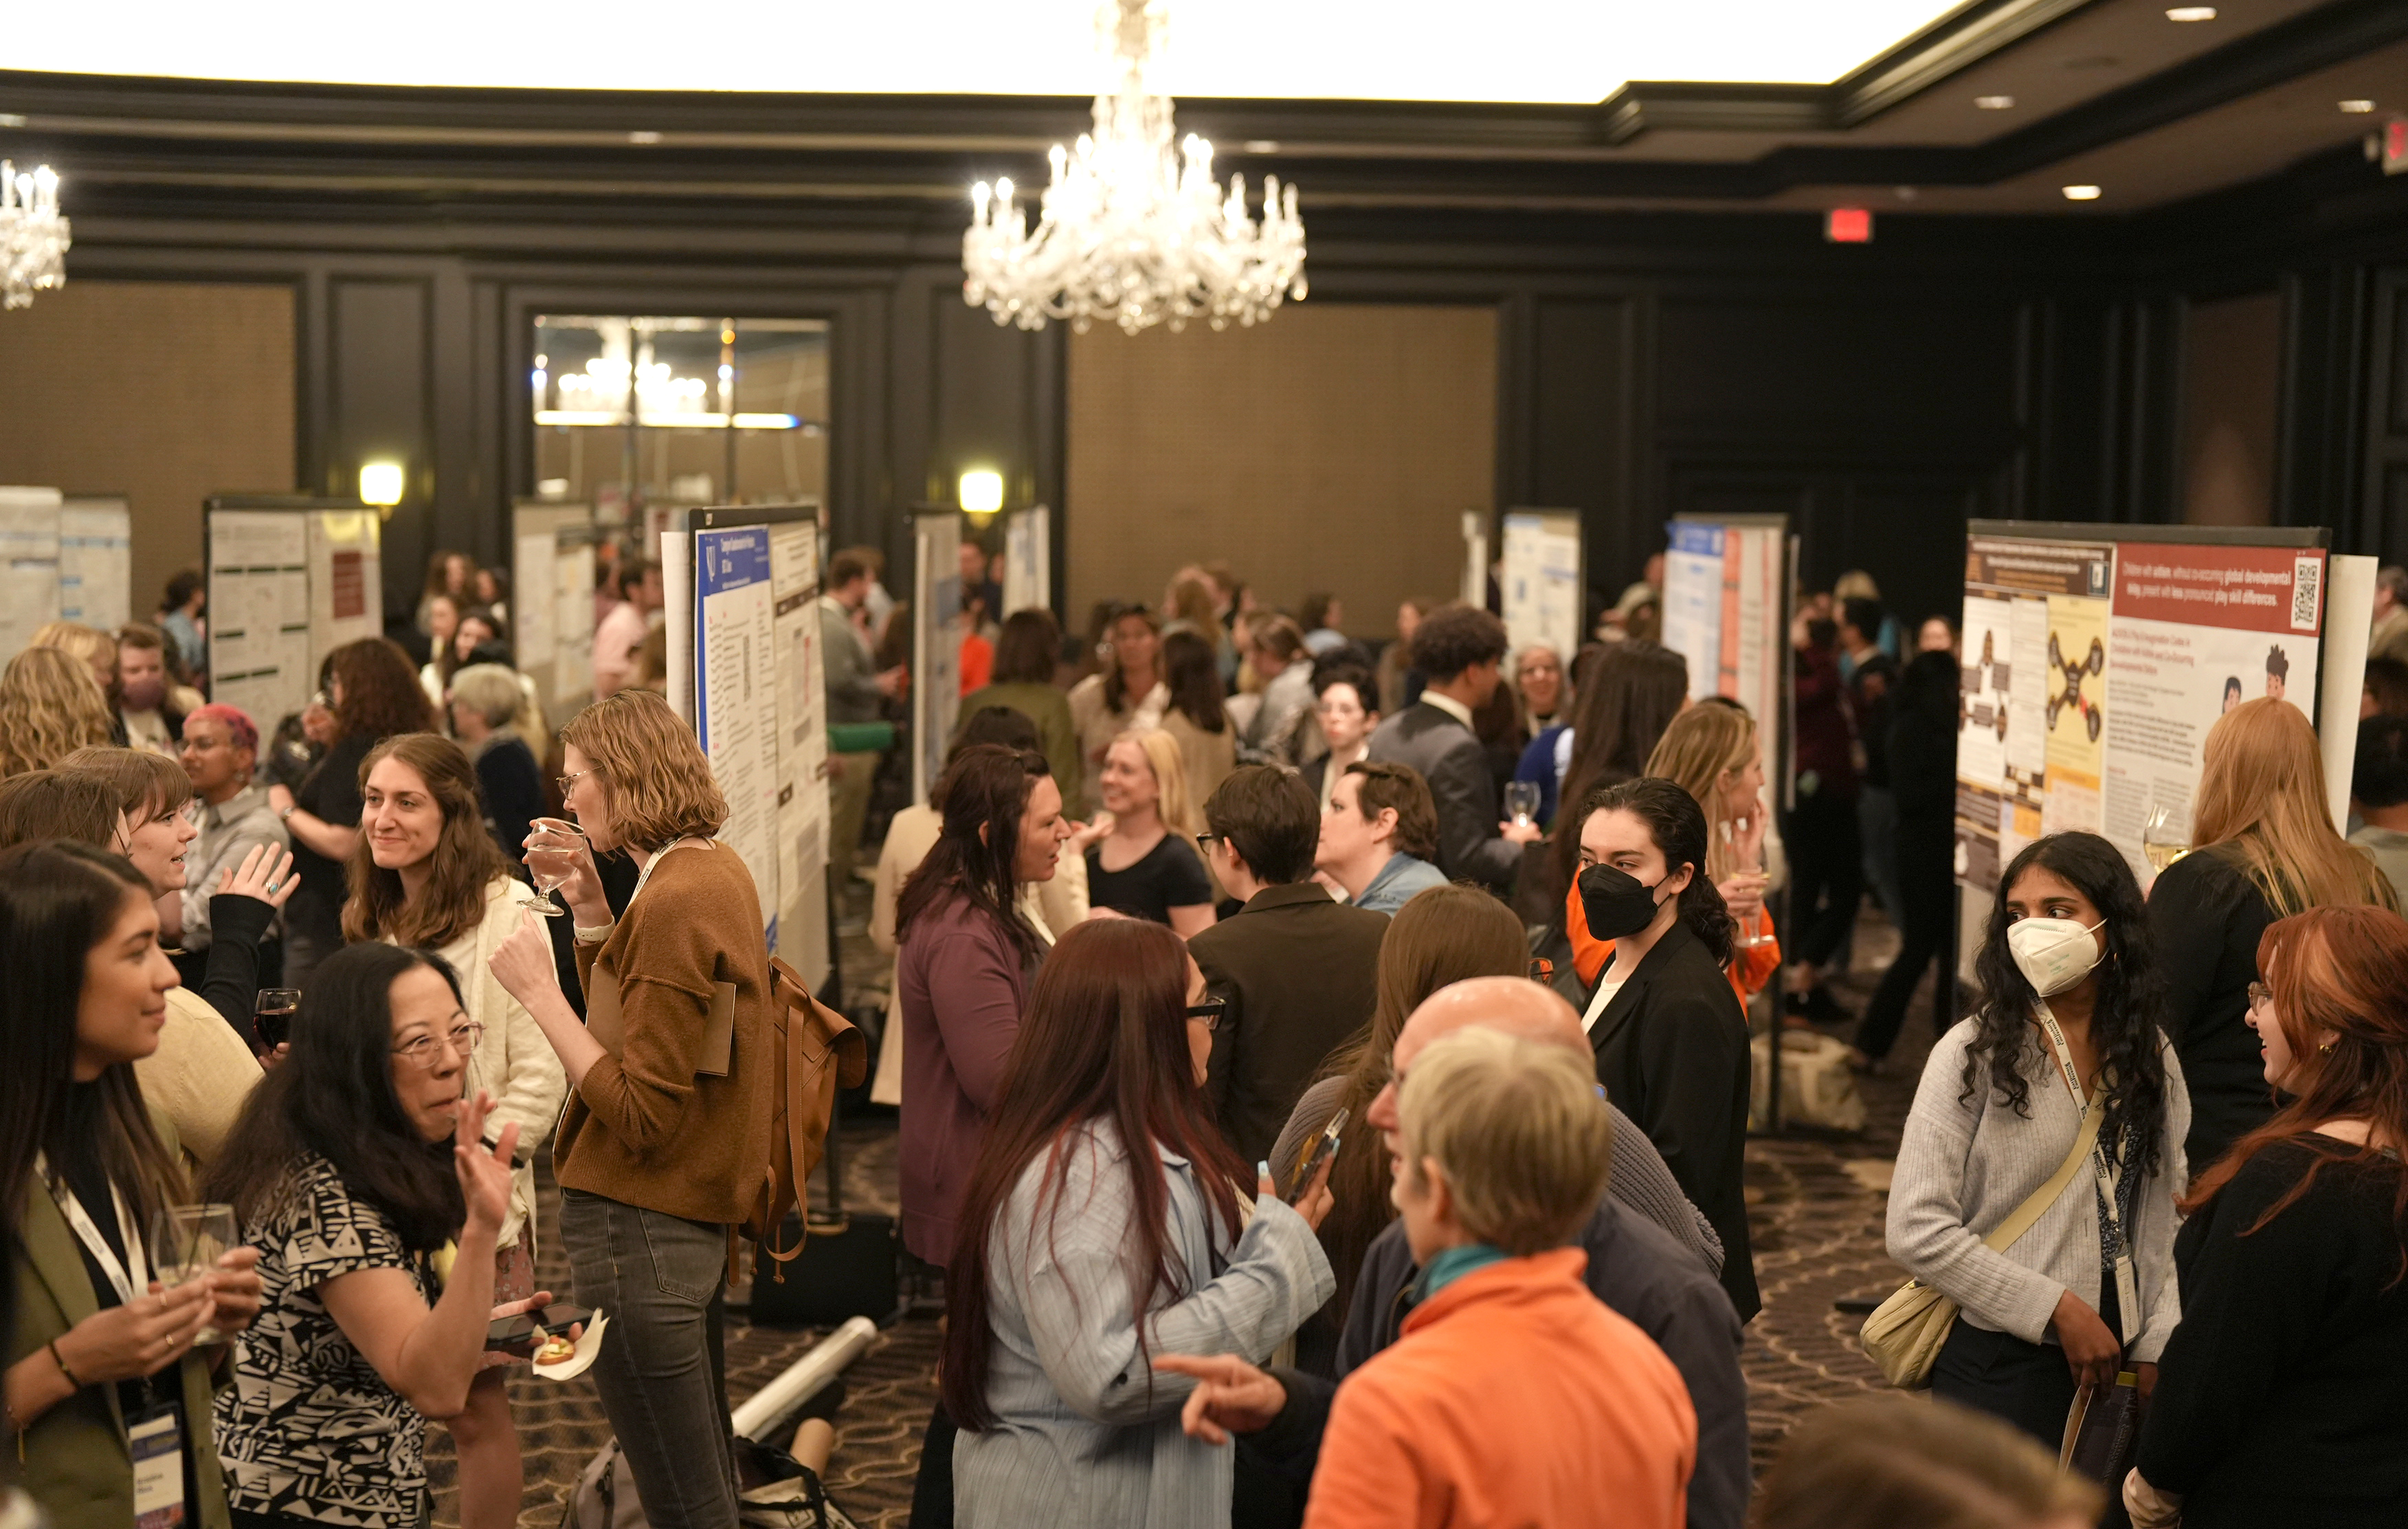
1157,977,1752,1529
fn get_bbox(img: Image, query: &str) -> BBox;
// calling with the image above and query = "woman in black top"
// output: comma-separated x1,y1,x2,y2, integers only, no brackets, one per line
2128,904,2408,1528
1560,775,1757,1319
1081,730,1214,933
2147,699,2395,1171
269,640,436,990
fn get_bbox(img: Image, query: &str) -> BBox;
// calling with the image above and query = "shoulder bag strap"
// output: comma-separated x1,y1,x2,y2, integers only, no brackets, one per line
1980,1089,2106,1255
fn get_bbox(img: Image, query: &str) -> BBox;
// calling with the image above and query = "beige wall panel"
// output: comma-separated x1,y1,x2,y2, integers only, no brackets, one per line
1065,303,1496,638
0,280,296,625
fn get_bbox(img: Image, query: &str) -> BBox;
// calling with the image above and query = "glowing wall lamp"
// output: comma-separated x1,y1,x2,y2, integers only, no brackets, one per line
959,469,1004,517
359,461,405,508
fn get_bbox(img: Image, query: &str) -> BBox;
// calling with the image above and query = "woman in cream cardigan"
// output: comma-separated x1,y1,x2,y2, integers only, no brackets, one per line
341,730,565,1529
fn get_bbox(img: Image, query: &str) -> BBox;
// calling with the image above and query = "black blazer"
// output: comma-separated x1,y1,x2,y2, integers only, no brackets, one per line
1189,881,1389,1166
1363,701,1519,891
2148,844,2278,1174
1576,919,1759,1319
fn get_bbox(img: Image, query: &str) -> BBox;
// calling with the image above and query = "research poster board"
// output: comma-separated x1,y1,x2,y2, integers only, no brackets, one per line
205,502,317,728
306,511,383,661
769,510,830,987
1461,511,1489,608
1003,504,1051,617
512,502,597,717
0,486,63,659
58,496,131,632
1500,509,1582,661
1953,523,2332,897
912,509,964,805
1664,513,1791,789
693,521,783,950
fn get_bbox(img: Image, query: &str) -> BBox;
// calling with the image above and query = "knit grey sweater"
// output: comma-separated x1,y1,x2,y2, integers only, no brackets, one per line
1886,1018,2190,1361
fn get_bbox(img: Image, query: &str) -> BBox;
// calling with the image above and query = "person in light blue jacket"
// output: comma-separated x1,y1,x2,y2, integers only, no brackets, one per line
1315,760,1451,916
939,917,1335,1529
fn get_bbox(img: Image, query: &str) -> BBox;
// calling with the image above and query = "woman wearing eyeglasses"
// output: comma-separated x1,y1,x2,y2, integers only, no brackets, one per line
942,917,1333,1529
341,733,564,1529
201,942,553,1529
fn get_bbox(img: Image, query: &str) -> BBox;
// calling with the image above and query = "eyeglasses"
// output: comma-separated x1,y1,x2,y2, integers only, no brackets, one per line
1195,833,1223,855
556,768,597,796
2247,981,2272,1010
392,1021,484,1069
1185,998,1227,1033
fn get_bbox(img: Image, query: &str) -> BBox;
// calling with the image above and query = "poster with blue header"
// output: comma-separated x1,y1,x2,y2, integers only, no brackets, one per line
694,524,781,949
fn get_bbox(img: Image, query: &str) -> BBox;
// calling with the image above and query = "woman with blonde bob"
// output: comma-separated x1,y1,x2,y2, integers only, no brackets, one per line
484,688,775,1528
1645,704,1778,1005
2150,697,2397,1172
1080,726,1216,935
2123,904,2408,1528
0,645,115,778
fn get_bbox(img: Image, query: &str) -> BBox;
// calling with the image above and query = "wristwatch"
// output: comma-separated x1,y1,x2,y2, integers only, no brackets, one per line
279,804,298,823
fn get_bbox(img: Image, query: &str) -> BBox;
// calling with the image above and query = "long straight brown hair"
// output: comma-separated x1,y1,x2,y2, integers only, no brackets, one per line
939,919,1248,1431
342,732,516,947
2183,906,2408,1282
2189,698,2396,915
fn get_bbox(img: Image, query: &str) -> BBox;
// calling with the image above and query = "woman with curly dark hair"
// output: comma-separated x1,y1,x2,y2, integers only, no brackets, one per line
1888,831,2187,1452
1560,774,1757,1318
269,638,437,987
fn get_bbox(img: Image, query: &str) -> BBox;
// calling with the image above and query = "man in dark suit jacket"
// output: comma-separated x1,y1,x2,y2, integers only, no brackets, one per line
1363,603,1541,893
1190,766,1390,1165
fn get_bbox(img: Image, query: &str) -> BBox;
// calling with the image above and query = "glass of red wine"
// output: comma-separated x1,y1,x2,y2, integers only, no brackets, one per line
254,987,301,1053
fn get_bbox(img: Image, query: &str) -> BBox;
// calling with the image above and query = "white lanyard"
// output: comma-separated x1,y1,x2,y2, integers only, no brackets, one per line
35,1152,150,1305
629,836,704,905
2033,1003,2139,1345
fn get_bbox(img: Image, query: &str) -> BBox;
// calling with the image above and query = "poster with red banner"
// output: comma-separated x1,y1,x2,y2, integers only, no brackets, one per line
2100,541,2325,874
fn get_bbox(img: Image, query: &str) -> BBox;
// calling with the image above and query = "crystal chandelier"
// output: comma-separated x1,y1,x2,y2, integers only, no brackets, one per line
1,160,70,311
962,0,1306,336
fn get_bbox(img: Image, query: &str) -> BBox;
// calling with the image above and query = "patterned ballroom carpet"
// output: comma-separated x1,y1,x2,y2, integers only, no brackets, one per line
430,898,1943,1525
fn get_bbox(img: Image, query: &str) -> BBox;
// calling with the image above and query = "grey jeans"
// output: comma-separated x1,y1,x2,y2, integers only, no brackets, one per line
559,1189,739,1528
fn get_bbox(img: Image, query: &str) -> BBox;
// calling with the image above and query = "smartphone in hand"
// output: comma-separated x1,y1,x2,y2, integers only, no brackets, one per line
486,1301,594,1355
1286,1108,1346,1203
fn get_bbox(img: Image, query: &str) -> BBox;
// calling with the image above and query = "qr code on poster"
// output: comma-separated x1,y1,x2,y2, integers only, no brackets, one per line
2292,555,2322,633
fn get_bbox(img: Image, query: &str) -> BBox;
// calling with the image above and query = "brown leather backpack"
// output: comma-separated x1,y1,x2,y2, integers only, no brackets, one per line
735,955,868,1284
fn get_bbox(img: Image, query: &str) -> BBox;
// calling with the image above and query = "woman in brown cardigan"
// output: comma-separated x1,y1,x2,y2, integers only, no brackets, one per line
489,689,773,1529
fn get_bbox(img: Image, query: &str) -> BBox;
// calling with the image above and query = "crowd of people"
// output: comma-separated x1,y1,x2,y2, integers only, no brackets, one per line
3,535,2405,1529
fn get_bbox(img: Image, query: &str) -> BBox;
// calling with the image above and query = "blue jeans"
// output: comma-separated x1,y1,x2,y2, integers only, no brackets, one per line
559,1190,739,1528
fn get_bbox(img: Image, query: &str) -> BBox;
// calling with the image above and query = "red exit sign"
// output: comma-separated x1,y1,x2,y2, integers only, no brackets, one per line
2386,117,2408,177
1825,208,1873,243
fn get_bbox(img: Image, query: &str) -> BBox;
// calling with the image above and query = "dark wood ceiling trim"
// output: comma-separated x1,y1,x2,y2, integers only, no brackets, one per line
1832,0,2095,126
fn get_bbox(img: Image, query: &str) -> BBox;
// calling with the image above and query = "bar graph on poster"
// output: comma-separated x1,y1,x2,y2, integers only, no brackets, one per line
1955,524,2331,891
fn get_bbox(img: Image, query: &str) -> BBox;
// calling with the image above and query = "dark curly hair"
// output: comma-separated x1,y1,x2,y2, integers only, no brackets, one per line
1964,832,2170,1186
1570,775,1736,968
326,636,438,743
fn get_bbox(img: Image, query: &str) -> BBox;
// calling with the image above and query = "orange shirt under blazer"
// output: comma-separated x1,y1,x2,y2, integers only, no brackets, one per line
1302,1247,1696,1529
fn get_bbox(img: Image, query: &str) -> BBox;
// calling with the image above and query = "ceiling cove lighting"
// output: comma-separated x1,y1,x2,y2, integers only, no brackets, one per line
963,0,1305,335
2062,184,2103,201
1974,94,2015,109
2341,100,2376,113
2164,5,2216,19
0,160,70,310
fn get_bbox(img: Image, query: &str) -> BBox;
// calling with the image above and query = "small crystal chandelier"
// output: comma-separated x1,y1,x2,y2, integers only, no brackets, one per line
963,0,1306,335
1,160,71,311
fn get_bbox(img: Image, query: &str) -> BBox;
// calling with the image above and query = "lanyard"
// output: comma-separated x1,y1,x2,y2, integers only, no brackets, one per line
2033,1003,2139,1346
34,1152,150,1306
629,837,704,905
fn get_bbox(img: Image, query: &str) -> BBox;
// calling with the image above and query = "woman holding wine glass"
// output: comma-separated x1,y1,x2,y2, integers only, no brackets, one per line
1646,702,1780,1007
483,688,776,1528
340,731,566,1528
1,838,265,1529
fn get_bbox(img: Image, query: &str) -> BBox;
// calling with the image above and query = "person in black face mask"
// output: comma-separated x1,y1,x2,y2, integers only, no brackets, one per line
1563,775,1757,1319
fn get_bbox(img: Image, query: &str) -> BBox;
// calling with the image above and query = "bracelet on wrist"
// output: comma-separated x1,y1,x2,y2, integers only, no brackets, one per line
47,1339,83,1391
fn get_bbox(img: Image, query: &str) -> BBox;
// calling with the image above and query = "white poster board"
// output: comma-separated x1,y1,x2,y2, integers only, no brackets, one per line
693,524,781,948
1500,509,1581,661
1460,510,1488,608
207,510,313,727
1003,504,1051,617
770,519,829,985
513,502,596,717
1660,521,1725,700
913,511,964,805
2321,555,2378,835
305,511,383,667
58,496,131,632
661,528,694,724
515,532,558,669
555,540,596,715
0,487,63,660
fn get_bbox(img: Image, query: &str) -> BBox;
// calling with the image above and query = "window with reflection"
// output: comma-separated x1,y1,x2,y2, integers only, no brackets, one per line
531,315,828,513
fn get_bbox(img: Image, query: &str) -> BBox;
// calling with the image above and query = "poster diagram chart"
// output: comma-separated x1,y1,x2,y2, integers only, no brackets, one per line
1952,524,2330,892
1500,509,1583,664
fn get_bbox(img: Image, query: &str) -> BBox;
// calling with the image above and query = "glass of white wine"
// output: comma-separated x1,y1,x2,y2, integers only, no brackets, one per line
150,1203,238,1346
2141,802,2188,874
524,818,590,918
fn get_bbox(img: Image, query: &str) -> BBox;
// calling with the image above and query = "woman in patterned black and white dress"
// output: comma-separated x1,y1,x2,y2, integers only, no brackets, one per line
202,943,553,1529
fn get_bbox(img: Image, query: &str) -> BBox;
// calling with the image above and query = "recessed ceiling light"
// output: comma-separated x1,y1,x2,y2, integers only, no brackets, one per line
1241,140,1282,153
628,130,662,144
1975,94,2015,109
2062,184,2102,201
2165,5,2216,20
2340,100,2377,114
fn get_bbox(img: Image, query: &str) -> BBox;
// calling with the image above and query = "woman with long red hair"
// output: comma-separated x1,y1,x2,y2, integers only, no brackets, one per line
940,917,1333,1529
2125,905,2408,1528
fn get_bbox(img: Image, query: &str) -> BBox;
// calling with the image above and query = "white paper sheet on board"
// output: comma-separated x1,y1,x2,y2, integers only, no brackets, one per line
913,514,963,805
694,525,780,947
209,511,313,728
58,497,131,633
515,533,558,669
1003,505,1050,618
1501,510,1581,663
0,487,64,660
770,520,828,985
1661,521,1724,700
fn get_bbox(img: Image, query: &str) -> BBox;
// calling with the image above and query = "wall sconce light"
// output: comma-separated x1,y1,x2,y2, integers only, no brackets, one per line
959,469,1004,517
359,461,405,507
